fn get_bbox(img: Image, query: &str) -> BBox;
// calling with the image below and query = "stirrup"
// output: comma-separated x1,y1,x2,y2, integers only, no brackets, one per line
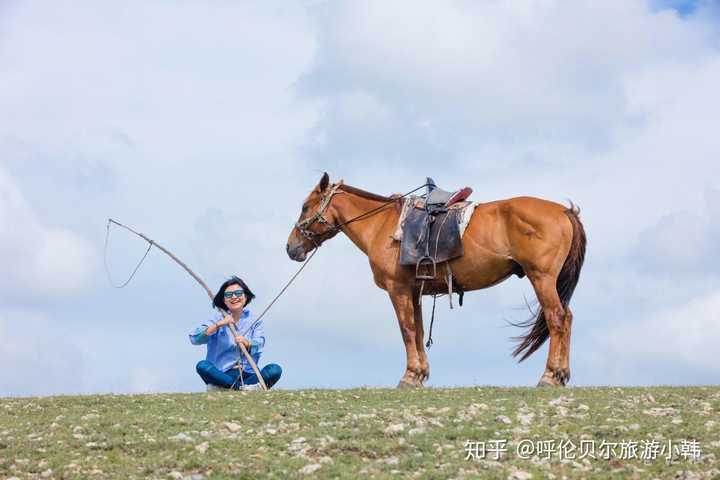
416,256,437,280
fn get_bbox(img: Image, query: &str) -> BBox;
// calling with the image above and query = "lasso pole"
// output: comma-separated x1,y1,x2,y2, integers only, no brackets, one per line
107,218,267,391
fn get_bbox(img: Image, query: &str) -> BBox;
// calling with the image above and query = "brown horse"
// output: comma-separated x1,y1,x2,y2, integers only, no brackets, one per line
286,173,586,388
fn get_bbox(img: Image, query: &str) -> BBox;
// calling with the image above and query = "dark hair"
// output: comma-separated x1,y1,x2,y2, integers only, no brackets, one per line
213,276,256,312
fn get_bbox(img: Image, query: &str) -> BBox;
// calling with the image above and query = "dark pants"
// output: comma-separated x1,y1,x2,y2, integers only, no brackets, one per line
196,360,282,389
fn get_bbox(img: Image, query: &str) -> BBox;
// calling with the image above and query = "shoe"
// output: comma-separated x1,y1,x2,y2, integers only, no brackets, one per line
240,383,263,391
206,384,225,392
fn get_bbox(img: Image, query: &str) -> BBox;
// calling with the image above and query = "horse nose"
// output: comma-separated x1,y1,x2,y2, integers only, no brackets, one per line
286,243,291,254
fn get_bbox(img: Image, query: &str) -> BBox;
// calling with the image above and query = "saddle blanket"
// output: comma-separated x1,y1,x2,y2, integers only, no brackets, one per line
392,198,478,242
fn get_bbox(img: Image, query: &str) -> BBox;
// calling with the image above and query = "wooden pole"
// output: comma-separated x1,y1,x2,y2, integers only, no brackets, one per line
108,218,268,391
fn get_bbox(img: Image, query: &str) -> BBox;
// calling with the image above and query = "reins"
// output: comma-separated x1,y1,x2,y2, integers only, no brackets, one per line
106,182,428,315
105,219,322,391
104,181,438,388
332,183,430,230
295,182,430,241
297,181,447,349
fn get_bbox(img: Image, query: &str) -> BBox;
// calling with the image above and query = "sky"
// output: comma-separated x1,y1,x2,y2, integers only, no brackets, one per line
1,0,719,397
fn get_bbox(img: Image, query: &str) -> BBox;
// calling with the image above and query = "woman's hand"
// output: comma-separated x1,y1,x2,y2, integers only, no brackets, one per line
234,335,251,350
218,315,234,327
205,315,235,336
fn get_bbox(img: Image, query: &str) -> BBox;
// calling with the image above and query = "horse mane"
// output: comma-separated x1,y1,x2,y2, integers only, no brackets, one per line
338,183,396,203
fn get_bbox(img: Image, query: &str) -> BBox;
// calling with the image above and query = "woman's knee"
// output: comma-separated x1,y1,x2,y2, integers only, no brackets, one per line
196,360,213,375
263,363,282,383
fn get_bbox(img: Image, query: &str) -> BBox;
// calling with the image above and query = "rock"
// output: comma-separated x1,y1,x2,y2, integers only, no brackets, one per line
169,472,183,479
517,413,535,425
643,407,677,417
224,422,242,433
508,468,533,479
408,427,426,436
195,441,209,453
40,470,53,478
298,463,322,475
168,433,193,443
81,413,100,421
384,423,405,435
319,456,333,464
549,396,573,406
495,415,512,425
673,470,702,480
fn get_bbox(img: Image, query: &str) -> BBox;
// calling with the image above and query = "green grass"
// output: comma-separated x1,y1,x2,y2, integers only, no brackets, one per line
1,387,718,479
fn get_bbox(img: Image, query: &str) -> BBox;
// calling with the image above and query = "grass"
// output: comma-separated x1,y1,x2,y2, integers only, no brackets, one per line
1,387,718,479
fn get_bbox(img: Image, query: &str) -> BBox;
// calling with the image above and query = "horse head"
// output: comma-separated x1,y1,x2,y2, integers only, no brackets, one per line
286,172,343,261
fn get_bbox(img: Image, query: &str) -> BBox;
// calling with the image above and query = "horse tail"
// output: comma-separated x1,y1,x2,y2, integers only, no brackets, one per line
512,203,587,361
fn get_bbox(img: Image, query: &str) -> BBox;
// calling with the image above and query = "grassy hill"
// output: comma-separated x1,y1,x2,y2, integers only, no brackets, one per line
1,387,718,479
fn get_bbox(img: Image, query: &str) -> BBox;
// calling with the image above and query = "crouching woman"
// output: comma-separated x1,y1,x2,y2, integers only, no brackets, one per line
189,276,282,390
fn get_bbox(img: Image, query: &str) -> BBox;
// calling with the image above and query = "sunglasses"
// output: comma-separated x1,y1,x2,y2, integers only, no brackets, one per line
224,290,246,298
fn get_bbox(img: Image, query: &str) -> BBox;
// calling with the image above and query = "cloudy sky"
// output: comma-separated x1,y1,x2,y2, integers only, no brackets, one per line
1,0,718,396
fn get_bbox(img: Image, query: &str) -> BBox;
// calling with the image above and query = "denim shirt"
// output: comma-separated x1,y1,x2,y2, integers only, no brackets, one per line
189,309,265,374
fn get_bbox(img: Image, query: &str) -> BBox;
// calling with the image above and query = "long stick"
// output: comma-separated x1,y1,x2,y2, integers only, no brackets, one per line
108,218,267,391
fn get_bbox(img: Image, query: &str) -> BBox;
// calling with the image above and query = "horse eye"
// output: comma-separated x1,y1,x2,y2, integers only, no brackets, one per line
302,205,309,214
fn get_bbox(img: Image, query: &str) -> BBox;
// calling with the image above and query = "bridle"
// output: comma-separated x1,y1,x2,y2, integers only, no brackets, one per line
294,182,431,246
294,183,344,244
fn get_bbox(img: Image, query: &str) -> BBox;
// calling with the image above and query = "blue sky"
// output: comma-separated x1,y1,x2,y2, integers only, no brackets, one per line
1,0,719,396
653,0,704,16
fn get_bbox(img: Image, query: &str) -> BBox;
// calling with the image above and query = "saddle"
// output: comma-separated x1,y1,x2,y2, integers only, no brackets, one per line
399,178,473,279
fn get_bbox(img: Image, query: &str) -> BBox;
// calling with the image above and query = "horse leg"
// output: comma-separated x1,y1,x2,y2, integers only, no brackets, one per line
528,273,571,387
413,292,429,384
389,288,423,388
561,306,573,382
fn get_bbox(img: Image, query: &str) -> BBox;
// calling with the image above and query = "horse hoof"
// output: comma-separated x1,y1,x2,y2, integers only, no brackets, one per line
397,380,418,389
536,379,556,388
537,374,562,388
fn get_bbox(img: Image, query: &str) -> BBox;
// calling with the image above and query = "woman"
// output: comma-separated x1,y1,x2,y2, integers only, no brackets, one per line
189,276,282,391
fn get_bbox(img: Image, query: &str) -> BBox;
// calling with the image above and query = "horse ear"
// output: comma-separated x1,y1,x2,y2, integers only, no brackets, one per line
318,172,330,192
337,178,345,185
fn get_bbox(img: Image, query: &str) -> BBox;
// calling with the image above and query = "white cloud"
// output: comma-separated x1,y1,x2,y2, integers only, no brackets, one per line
631,187,720,274
0,309,86,396
597,289,720,373
0,166,96,303
301,0,711,149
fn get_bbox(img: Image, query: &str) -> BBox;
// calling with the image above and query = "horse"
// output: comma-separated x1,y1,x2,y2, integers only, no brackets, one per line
286,173,586,388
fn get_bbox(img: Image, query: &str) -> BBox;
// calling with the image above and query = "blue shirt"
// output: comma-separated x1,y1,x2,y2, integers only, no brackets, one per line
189,309,266,374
